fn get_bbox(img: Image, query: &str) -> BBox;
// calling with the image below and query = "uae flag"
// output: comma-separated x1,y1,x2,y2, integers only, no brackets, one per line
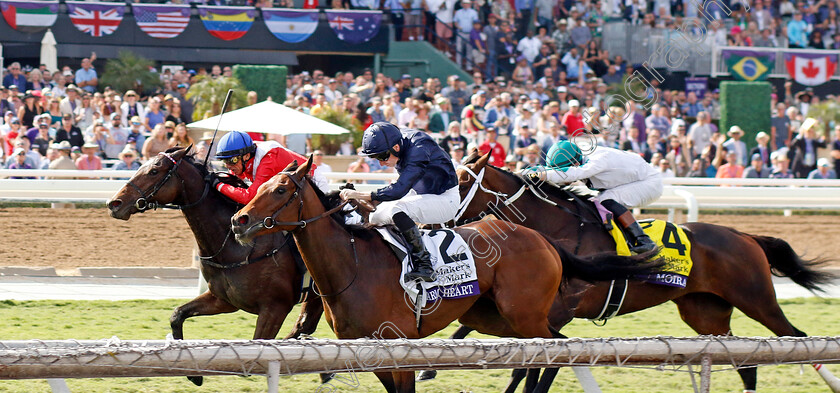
0,0,58,33
785,53,838,86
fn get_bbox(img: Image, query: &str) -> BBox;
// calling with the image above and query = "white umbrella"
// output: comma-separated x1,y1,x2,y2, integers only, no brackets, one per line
187,101,349,136
40,29,57,73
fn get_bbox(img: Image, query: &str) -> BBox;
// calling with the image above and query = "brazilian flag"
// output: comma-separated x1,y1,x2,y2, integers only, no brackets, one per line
723,49,775,81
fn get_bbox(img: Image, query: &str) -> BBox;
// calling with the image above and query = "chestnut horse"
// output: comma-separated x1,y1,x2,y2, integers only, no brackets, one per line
438,151,837,392
107,147,324,385
230,156,659,393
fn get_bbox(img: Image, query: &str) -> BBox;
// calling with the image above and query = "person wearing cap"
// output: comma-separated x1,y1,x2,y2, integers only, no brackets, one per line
59,85,82,117
7,147,33,173
211,131,327,205
429,97,456,133
48,141,76,170
789,118,827,178
75,142,102,170
31,119,53,157
125,116,146,153
808,157,837,179
102,112,128,159
340,122,460,282
743,153,771,178
560,99,586,137
552,19,571,52
477,126,507,167
113,146,141,171
723,126,748,166
2,117,22,157
119,90,145,128
5,137,39,169
523,139,661,254
18,93,43,129
770,149,794,179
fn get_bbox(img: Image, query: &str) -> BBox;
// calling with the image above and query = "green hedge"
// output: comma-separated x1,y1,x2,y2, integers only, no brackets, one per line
719,81,771,150
232,65,287,104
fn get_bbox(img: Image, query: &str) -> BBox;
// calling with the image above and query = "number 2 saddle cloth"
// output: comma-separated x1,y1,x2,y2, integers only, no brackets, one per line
376,227,479,308
610,219,694,288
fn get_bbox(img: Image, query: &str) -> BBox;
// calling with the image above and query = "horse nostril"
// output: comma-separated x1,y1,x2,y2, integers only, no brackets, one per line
237,215,249,226
108,200,122,209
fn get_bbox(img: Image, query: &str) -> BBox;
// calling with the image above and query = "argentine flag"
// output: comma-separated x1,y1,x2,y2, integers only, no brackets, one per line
263,8,318,43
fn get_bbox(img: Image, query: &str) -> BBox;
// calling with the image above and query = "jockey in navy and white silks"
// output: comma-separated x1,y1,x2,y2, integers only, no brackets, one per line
340,122,460,282
522,140,661,254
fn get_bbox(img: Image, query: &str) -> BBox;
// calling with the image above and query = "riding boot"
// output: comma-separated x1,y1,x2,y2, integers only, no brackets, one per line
615,211,656,254
601,199,656,255
402,225,436,282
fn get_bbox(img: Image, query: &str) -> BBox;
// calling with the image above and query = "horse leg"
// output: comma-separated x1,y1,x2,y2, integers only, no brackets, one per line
522,369,540,393
501,369,527,393
417,324,475,382
391,371,416,393
673,293,748,391
284,295,325,339
373,371,398,393
169,291,239,386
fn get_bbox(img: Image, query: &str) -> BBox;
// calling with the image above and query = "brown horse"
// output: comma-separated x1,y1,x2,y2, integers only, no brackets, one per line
230,156,659,393
442,151,837,392
106,147,324,385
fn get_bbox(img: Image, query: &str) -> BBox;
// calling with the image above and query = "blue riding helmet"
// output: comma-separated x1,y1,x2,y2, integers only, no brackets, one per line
215,131,256,159
546,140,584,172
360,122,402,156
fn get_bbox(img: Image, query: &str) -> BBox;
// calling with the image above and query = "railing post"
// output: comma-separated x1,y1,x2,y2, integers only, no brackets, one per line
267,361,280,393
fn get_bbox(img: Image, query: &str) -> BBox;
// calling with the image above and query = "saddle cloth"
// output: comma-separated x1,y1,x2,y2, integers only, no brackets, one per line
609,218,694,288
375,227,479,308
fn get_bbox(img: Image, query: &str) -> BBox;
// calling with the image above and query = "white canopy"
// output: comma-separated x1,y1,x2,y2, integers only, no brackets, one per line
187,101,349,136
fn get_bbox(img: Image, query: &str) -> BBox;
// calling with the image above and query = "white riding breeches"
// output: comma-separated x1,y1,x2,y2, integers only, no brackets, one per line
596,174,663,208
370,186,461,226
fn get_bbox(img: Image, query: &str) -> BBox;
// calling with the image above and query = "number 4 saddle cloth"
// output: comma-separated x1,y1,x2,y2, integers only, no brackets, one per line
376,227,479,308
609,219,694,288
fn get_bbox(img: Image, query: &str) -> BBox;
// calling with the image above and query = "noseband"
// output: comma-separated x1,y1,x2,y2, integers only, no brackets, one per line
127,152,209,212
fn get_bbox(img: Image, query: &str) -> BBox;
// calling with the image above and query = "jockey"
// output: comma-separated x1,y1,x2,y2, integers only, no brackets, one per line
523,140,661,254
340,122,460,282
211,131,329,205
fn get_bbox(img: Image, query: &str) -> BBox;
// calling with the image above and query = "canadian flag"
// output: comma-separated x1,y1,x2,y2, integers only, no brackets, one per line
785,53,838,86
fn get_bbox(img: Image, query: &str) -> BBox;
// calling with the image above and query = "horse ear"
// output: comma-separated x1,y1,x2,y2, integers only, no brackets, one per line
172,145,192,159
283,160,298,172
295,154,314,178
475,150,491,170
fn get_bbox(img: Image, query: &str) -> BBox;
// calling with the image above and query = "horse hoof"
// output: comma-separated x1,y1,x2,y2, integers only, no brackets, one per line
417,370,437,381
187,376,204,386
320,373,334,384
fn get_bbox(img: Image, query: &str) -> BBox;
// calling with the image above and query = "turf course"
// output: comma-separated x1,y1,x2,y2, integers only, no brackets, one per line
0,298,837,392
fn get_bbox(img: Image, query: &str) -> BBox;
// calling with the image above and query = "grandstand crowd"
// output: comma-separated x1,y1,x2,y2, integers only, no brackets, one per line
2,0,840,181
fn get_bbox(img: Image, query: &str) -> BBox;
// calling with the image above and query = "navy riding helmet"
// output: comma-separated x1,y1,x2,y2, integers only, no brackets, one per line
360,122,402,159
215,131,256,159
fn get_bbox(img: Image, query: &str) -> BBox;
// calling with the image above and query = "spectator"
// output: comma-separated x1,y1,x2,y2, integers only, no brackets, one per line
31,122,51,157
771,102,792,150
461,91,487,138
453,0,479,67
665,135,691,177
3,63,27,89
483,13,500,78
18,93,43,129
168,123,194,148
512,56,535,84
749,131,772,168
570,17,593,48
513,124,537,160
409,101,431,132
397,98,418,128
142,124,169,161
7,147,32,172
561,99,585,136
658,158,675,177
743,153,771,178
60,86,82,117
430,97,456,133
75,58,98,94
723,126,748,166
75,142,102,170
49,141,76,170
770,150,794,178
789,118,827,178
552,20,572,51
477,127,506,167
280,132,312,155
808,158,837,179
102,112,128,159
788,11,808,48
716,151,745,179
113,146,141,171
166,99,186,125
144,97,165,132
485,92,514,136
517,30,542,64
561,47,590,80
687,158,707,177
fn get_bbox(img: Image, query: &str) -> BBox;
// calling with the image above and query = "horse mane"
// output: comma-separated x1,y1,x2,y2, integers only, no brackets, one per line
485,163,578,202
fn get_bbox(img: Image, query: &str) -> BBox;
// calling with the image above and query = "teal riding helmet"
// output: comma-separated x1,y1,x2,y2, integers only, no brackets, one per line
546,140,584,172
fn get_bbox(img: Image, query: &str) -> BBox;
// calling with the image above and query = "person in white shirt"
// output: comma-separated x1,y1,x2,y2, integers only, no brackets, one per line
397,98,418,128
522,139,661,254
312,149,333,181
452,0,479,67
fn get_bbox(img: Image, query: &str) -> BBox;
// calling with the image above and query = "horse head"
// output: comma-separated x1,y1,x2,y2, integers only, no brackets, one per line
232,155,314,245
107,145,198,220
454,151,525,225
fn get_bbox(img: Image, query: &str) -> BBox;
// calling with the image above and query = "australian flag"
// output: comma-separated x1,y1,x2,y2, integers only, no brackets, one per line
325,10,381,44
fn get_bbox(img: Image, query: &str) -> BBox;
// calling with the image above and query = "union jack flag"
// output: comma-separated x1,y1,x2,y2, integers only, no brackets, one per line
67,1,124,37
329,15,353,30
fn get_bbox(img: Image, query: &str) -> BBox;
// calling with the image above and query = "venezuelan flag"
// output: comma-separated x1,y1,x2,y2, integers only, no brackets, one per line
197,5,254,41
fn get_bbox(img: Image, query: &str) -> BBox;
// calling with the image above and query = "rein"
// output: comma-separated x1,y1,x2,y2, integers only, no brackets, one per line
128,152,210,212
199,230,292,270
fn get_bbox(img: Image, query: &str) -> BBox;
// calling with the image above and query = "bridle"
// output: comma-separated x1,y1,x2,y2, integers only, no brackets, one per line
239,171,359,298
127,151,209,212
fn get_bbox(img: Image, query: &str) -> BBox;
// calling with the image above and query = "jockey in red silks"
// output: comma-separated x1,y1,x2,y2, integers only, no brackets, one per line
210,131,329,204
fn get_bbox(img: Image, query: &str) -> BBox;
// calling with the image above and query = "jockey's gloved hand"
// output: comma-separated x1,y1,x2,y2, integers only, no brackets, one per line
518,167,543,182
204,172,222,189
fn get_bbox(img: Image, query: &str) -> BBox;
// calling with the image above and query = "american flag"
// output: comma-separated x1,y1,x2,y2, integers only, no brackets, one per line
133,5,190,39
67,2,123,37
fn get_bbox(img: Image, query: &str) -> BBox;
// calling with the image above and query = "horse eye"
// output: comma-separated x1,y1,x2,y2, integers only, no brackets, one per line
150,168,158,175
275,187,286,195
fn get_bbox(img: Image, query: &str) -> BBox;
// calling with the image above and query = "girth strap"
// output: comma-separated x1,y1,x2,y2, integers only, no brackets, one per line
591,279,628,324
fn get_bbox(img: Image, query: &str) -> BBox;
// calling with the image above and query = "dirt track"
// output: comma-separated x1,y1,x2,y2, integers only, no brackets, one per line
0,207,837,269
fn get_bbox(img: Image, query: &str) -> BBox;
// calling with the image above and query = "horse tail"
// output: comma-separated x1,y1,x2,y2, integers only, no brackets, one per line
748,234,837,294
545,236,663,282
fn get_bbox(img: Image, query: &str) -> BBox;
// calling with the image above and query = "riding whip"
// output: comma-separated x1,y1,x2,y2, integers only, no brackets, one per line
203,88,235,168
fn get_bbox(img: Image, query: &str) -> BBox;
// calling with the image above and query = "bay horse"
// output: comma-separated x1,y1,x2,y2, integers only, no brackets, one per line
230,155,660,393
439,151,837,392
106,146,325,386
